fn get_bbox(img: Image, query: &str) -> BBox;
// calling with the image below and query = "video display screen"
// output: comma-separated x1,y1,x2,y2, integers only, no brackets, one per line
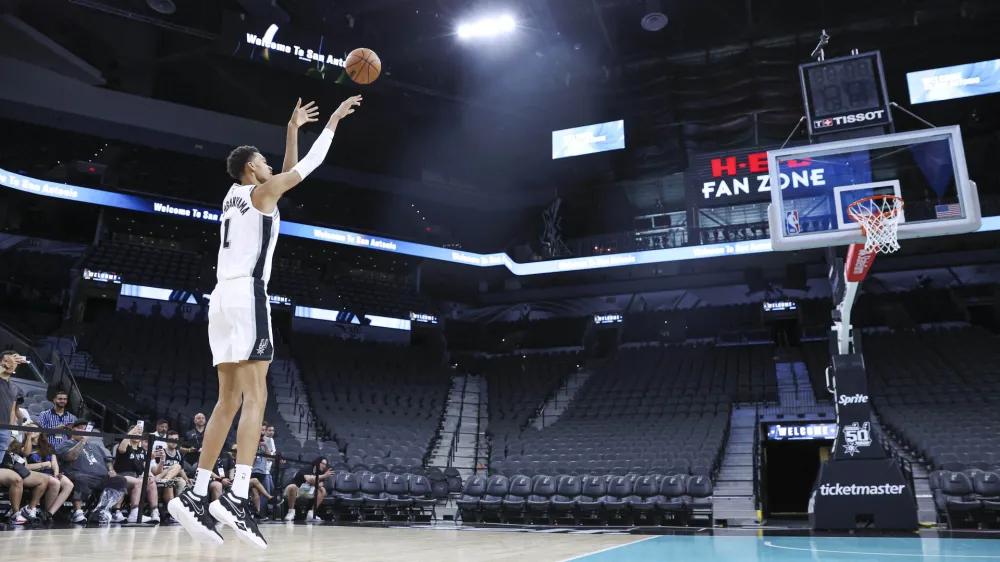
218,11,349,81
907,58,1000,104
552,120,625,160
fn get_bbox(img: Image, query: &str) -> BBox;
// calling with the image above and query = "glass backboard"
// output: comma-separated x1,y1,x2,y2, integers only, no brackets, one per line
767,126,980,251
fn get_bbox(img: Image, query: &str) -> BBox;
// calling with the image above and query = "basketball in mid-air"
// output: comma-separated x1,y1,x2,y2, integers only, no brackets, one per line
345,48,381,85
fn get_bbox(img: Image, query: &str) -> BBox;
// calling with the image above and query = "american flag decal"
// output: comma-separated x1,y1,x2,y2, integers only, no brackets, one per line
935,203,962,219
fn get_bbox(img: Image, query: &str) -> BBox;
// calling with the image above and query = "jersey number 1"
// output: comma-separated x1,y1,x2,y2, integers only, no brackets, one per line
223,218,232,249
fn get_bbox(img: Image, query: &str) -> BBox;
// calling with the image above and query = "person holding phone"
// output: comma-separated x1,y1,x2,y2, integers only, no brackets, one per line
2,437,50,524
0,351,29,455
57,420,129,524
23,423,75,520
113,424,161,523
37,391,77,446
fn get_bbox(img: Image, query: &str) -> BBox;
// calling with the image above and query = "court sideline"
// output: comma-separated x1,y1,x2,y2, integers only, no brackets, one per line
2,525,999,561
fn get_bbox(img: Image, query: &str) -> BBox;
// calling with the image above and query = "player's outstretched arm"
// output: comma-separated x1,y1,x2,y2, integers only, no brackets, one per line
253,95,363,211
282,98,320,173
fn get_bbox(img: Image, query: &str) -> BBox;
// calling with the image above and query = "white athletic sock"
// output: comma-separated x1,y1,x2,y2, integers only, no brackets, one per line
233,464,252,499
194,468,213,497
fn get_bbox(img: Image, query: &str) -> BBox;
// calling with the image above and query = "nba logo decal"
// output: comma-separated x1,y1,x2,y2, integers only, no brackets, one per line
785,210,800,234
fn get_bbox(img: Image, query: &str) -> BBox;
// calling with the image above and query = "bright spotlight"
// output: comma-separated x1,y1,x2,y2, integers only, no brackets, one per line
457,15,517,39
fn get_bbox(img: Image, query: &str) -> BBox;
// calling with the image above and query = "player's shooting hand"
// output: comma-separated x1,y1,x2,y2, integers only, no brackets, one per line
330,95,362,121
289,98,320,129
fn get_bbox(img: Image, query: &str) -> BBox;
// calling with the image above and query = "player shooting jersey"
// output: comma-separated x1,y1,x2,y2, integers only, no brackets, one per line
216,184,280,287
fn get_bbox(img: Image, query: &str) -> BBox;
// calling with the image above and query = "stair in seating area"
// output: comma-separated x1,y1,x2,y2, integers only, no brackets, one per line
430,376,466,468
713,405,760,526
451,375,484,481
529,370,590,429
870,414,937,524
271,358,321,441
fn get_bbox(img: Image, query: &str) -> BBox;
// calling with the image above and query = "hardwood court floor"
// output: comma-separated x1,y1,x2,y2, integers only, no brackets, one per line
4,524,1000,561
0,524,641,562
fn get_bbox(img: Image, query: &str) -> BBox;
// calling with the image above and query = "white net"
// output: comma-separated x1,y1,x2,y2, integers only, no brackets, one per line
848,196,904,254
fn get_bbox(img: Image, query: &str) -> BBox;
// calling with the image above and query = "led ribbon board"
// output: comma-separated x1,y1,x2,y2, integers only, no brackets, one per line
907,58,1000,104
552,120,625,160
4,167,1000,276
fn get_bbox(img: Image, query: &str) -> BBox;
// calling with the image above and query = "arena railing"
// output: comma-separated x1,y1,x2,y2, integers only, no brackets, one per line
0,422,317,524
752,407,762,512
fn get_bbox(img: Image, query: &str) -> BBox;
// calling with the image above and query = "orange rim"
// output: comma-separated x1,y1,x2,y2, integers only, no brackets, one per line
847,195,904,233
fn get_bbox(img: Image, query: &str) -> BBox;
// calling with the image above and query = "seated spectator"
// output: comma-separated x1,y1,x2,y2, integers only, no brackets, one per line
2,438,49,524
283,457,331,522
57,420,128,524
36,391,76,447
208,443,237,502
23,424,74,519
223,442,272,515
113,424,160,523
183,413,207,466
150,419,169,452
157,429,189,508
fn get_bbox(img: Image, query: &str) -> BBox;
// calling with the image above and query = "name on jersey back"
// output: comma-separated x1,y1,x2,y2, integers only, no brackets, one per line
223,195,251,215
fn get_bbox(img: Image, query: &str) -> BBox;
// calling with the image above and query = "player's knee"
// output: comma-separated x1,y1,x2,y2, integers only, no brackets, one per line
242,384,267,408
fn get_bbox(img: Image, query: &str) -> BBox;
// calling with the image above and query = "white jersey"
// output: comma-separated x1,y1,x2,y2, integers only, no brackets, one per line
216,184,280,287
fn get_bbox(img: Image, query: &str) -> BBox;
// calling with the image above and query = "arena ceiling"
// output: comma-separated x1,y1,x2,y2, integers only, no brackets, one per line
4,0,1000,252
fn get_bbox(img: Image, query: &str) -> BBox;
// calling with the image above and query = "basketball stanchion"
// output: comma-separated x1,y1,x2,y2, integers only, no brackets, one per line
808,197,919,531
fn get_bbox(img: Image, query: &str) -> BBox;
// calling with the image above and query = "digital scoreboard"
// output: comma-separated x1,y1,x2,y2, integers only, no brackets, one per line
800,52,892,136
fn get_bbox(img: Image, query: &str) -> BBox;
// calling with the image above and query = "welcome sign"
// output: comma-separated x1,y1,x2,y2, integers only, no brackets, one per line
218,11,349,80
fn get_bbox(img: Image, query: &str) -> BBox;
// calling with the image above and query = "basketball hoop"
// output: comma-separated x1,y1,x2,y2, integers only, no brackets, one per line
847,194,904,254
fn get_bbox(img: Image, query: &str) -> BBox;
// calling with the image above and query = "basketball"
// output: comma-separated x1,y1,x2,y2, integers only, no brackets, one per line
345,48,381,85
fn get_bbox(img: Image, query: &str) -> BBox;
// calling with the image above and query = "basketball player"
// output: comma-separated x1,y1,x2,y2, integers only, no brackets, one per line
168,95,362,549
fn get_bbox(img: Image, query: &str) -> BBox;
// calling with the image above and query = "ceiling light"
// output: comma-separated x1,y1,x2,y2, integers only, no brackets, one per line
457,15,516,39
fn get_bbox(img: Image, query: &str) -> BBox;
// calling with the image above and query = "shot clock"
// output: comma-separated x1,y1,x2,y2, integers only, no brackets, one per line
799,52,893,136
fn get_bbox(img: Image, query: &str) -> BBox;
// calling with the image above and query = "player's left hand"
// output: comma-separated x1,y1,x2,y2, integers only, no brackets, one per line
289,98,320,128
330,95,362,121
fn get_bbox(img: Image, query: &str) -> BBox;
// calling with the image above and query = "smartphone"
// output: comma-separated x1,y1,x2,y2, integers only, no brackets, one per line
84,422,94,433
136,420,144,431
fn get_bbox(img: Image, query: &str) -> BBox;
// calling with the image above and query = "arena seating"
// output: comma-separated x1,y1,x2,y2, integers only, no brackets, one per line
865,326,1000,528
335,274,433,316
86,239,206,291
870,328,1000,470
446,318,589,352
929,469,1000,529
490,345,739,482
0,249,77,291
268,258,323,304
77,310,293,445
482,352,581,440
291,336,451,471
457,472,715,526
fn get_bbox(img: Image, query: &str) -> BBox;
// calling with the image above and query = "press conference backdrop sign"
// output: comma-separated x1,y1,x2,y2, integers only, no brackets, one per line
219,11,348,80
552,120,625,160
907,58,1000,104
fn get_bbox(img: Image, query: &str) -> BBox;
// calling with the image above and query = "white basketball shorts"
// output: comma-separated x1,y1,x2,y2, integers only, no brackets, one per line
208,277,274,366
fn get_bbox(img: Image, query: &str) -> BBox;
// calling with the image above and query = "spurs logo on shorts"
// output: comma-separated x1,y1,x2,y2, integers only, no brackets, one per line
208,184,280,366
